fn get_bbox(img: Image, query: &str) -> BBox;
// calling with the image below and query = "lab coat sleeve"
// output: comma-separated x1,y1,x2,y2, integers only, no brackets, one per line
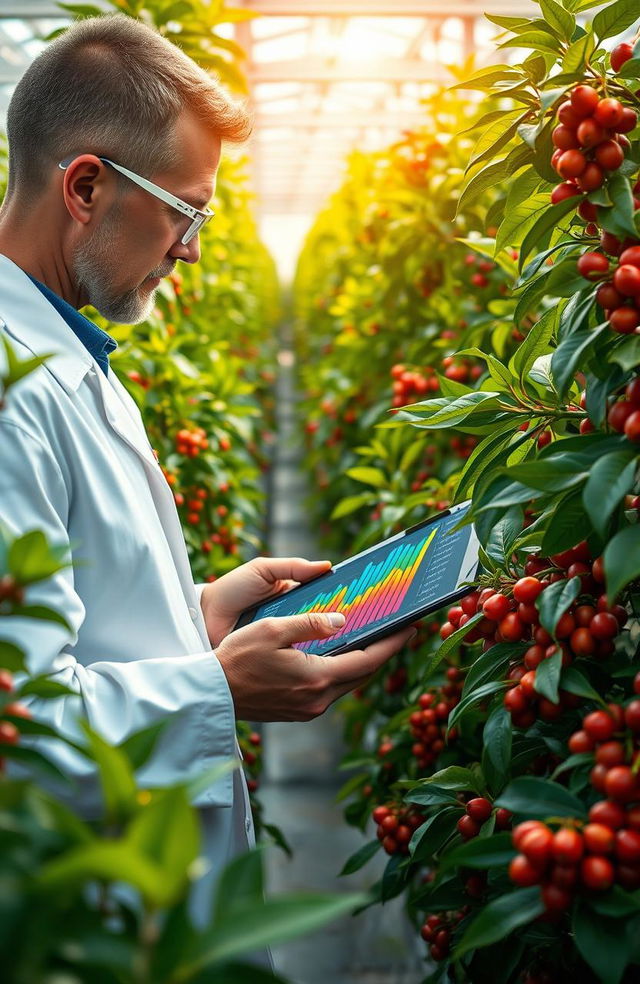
0,418,237,814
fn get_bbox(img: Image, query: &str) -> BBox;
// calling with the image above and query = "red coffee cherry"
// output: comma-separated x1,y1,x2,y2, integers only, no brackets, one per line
595,139,625,171
593,98,625,129
551,182,581,205
581,855,614,890
457,814,481,839
552,124,580,151
466,797,493,823
610,42,633,72
604,765,638,802
588,799,626,829
624,410,640,442
520,825,554,866
614,264,640,296
596,282,623,309
610,307,640,334
578,252,610,280
552,828,584,864
617,106,639,133
583,823,615,854
557,149,586,179
509,854,543,887
499,612,525,642
568,729,594,754
577,162,605,192
558,99,582,128
624,700,640,732
615,829,640,863
482,592,511,621
583,710,617,741
570,85,600,119
513,820,548,851
576,118,607,148
589,611,619,640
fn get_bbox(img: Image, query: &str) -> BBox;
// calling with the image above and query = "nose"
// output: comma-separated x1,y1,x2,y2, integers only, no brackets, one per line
168,233,200,264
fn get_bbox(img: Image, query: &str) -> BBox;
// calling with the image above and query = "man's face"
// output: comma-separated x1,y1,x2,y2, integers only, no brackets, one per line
74,113,221,324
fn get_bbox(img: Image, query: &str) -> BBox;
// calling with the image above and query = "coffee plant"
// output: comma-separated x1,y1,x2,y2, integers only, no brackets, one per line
294,1,640,981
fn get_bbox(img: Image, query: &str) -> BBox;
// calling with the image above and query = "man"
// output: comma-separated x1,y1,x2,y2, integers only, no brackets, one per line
0,14,414,928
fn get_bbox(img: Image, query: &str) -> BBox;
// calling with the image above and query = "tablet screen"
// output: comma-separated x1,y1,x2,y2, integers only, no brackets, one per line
244,502,479,656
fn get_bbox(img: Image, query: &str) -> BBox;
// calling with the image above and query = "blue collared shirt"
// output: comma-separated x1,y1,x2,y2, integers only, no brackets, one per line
28,275,117,376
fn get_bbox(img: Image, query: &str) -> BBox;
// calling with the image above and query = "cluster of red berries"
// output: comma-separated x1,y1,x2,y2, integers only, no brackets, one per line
371,802,426,855
441,356,483,386
463,251,496,289
408,674,463,771
456,796,512,841
174,486,208,525
605,375,640,442
578,242,640,335
419,909,467,962
126,369,150,390
390,363,439,408
0,669,32,766
175,427,208,457
550,85,637,202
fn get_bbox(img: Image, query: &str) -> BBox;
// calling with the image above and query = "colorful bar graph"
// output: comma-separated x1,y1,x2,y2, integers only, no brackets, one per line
295,528,437,652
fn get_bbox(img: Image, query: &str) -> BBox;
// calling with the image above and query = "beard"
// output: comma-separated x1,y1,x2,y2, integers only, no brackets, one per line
73,204,172,324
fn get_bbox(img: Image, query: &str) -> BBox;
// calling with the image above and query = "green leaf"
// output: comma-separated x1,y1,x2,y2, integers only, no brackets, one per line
420,613,483,683
562,29,595,72
0,335,52,388
574,901,634,984
339,840,380,876
536,576,581,638
603,525,640,602
550,323,610,398
17,676,76,699
534,647,563,703
560,665,604,703
178,893,367,976
499,31,564,55
519,195,581,268
11,604,71,630
0,641,26,673
505,455,590,493
330,493,375,520
485,507,522,566
399,391,505,430
496,776,588,819
7,530,70,584
81,722,137,822
410,766,483,794
467,110,529,172
599,171,639,240
540,0,576,39
344,467,387,488
583,450,637,537
440,831,515,871
213,847,264,921
119,720,169,772
409,807,461,862
482,705,513,796
454,887,544,959
509,306,557,384
593,0,640,40
461,643,527,697
540,487,590,555
39,839,168,904
0,743,71,783
447,679,511,732
455,348,513,391
610,336,640,372
129,786,199,900
495,193,551,255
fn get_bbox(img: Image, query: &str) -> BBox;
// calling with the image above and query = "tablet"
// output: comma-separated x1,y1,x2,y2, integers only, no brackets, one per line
234,500,480,657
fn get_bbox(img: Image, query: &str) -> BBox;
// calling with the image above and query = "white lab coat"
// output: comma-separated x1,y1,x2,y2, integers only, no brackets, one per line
0,254,256,927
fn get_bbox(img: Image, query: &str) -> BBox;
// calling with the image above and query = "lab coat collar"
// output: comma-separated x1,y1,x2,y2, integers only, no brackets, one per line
0,254,93,394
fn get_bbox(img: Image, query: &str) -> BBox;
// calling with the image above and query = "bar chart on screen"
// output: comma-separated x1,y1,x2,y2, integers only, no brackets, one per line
294,527,437,652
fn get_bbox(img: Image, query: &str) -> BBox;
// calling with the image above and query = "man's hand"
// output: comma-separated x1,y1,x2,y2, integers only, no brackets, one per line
199,556,333,647
214,610,417,722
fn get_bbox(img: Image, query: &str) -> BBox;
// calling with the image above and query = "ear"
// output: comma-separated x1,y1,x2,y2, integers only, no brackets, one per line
60,155,110,226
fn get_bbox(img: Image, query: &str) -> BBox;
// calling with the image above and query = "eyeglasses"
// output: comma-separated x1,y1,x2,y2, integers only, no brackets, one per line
58,155,214,244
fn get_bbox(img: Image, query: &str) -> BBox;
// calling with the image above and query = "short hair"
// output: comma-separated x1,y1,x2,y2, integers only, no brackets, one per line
5,13,252,199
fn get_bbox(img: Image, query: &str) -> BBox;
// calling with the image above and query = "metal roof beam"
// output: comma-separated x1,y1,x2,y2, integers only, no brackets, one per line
240,1,536,17
249,57,452,83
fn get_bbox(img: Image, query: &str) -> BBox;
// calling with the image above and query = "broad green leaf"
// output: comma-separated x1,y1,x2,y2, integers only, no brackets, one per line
420,613,483,683
409,807,461,862
344,467,387,488
399,392,504,430
0,743,71,783
455,347,513,390
540,487,591,555
0,641,26,672
331,493,375,520
455,424,530,503
593,0,640,40
454,887,544,958
509,306,557,384
560,665,605,704
550,323,610,397
540,0,576,38
409,766,483,794
574,902,635,984
610,336,640,372
496,776,587,818
81,722,137,822
339,840,380,876
536,576,581,638
467,110,529,172
461,642,527,697
499,31,564,55
119,720,169,772
7,530,70,584
534,647,563,703
583,450,637,537
128,786,199,904
562,29,595,71
39,839,167,903
440,831,515,871
178,893,368,976
213,846,264,921
519,195,581,268
447,679,511,732
482,705,513,796
504,455,590,493
18,676,76,699
603,525,640,601
485,507,523,566
599,171,639,240
495,193,551,255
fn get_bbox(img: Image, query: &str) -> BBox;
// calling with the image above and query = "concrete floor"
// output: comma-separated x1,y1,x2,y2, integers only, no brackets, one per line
260,343,426,984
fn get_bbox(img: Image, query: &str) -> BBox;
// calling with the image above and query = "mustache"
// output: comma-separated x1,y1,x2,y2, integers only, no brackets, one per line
147,265,175,280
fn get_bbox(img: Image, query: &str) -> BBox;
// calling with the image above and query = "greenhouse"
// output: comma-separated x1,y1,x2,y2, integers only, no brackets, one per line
0,1,639,983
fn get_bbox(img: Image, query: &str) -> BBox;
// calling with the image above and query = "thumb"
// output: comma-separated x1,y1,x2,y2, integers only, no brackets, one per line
277,610,346,646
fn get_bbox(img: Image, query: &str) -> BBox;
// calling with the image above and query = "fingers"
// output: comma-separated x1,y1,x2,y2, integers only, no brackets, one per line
233,610,347,648
249,556,332,586
326,626,417,685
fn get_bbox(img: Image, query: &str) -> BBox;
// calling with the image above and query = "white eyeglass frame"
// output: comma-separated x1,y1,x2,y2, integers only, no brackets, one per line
58,155,214,244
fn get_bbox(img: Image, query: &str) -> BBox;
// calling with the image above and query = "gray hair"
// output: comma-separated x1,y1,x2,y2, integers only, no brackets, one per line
5,13,252,200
